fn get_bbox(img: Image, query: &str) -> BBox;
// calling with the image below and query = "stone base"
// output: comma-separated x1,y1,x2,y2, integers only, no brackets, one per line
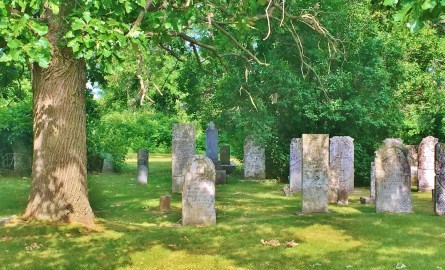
221,164,236,174
360,196,375,205
216,170,227,184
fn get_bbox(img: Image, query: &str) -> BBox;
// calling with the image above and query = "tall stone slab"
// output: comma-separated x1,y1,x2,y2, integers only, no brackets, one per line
406,145,418,188
182,155,216,226
329,136,354,204
375,139,412,213
205,122,219,164
244,136,266,180
370,161,376,199
302,134,329,213
220,145,230,165
435,143,445,216
172,124,196,193
289,138,302,192
137,148,149,185
418,136,438,192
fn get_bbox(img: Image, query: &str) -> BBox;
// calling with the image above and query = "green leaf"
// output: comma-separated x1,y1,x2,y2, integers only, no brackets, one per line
383,0,399,6
394,3,414,21
37,57,50,68
83,12,91,23
28,20,48,36
71,18,86,31
421,0,437,10
7,39,23,49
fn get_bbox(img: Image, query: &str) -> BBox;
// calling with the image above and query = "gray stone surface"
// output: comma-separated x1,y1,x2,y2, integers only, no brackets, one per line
160,195,171,212
220,145,230,165
205,122,219,163
12,137,32,175
329,136,354,204
215,169,227,184
102,153,114,173
137,149,149,185
172,124,196,193
418,136,438,192
302,134,329,213
289,138,302,192
435,143,445,216
375,139,412,213
370,161,376,199
182,155,216,226
244,136,266,180
406,145,419,188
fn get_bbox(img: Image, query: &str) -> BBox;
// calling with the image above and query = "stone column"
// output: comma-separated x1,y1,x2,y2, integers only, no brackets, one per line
375,139,412,213
406,145,418,189
182,155,216,226
418,136,438,192
172,123,196,193
329,136,354,205
435,143,445,216
302,134,329,213
244,136,266,180
289,138,302,192
137,148,148,185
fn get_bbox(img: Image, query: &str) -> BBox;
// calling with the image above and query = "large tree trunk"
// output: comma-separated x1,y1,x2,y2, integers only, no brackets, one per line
23,7,95,227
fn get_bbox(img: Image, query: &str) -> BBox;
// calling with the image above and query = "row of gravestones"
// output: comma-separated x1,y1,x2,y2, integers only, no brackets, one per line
289,135,354,209
365,137,445,215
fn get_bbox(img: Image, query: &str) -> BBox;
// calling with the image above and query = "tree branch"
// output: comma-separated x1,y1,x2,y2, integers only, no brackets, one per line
158,43,184,62
126,0,154,37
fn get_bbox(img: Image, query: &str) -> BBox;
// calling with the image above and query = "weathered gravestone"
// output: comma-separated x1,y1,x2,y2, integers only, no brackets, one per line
206,122,226,183
375,139,412,213
172,124,196,193
289,138,302,192
418,136,438,192
137,149,148,185
435,143,445,216
329,136,354,204
406,145,419,188
182,155,216,226
159,195,171,212
102,153,114,173
244,136,266,180
220,145,236,174
302,134,329,213
361,161,376,204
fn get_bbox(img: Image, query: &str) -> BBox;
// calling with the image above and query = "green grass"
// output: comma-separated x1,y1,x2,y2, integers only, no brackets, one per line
1,153,445,270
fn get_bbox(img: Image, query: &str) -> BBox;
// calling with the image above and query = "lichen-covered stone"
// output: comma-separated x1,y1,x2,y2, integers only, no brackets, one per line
418,136,438,192
289,138,302,192
329,136,354,204
172,124,196,193
435,143,445,216
244,136,265,180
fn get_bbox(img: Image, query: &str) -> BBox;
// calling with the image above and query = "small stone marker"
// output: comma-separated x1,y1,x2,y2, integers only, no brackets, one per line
302,134,329,213
102,153,113,173
182,155,216,226
244,136,266,180
418,136,438,192
159,195,172,212
375,139,412,213
137,148,149,185
220,145,231,165
289,138,302,192
435,143,445,216
215,169,227,184
406,145,419,188
172,123,196,193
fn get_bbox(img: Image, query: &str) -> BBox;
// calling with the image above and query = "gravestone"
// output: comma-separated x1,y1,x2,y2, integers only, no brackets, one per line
215,170,227,184
375,139,412,213
289,138,302,192
418,136,438,192
12,137,32,175
220,145,230,165
244,136,266,180
302,134,329,213
160,195,171,212
182,155,216,226
205,122,220,167
102,153,114,173
406,145,418,188
172,124,196,193
435,143,445,215
329,136,354,204
370,161,376,199
137,149,149,185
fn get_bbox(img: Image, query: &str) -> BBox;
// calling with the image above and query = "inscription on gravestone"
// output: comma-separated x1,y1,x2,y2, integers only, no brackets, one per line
244,136,266,180
182,155,216,226
302,134,329,213
137,149,148,185
172,124,196,193
375,139,412,213
418,136,438,192
289,138,302,192
435,143,445,216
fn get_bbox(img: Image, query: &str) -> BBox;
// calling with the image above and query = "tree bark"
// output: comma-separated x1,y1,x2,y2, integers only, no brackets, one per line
23,6,95,227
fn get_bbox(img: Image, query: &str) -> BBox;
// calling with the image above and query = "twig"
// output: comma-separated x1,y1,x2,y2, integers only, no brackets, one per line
126,0,153,37
263,0,273,40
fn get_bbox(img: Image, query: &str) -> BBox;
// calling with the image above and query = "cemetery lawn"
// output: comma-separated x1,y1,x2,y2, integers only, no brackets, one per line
1,154,444,270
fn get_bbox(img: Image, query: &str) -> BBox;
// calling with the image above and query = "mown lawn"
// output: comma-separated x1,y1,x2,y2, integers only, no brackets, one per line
0,153,444,270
